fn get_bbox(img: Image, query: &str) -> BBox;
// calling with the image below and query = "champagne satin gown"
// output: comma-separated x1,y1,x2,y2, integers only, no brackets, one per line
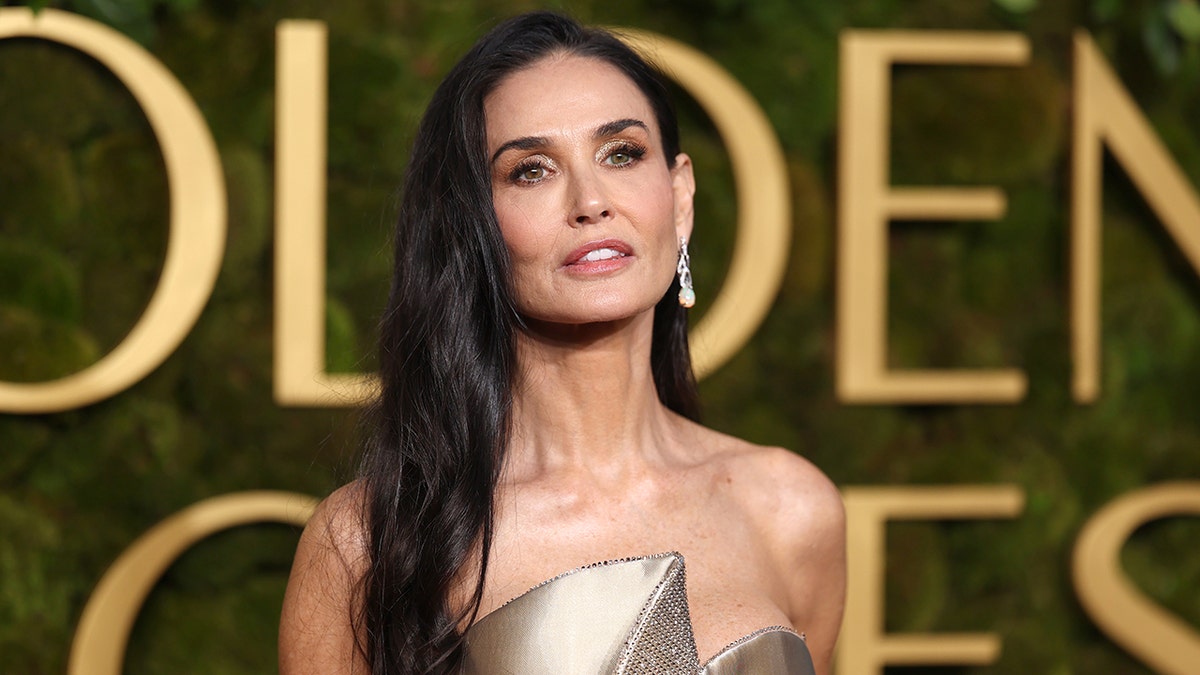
463,552,815,674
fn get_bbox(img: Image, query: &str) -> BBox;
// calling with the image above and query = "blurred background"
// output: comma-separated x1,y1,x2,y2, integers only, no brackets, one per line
1,0,1199,672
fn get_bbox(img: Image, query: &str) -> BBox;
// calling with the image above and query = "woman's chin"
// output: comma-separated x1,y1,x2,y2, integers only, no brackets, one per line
519,303,659,338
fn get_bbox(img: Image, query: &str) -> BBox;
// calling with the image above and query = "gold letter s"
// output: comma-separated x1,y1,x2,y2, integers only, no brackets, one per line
1073,483,1200,675
0,8,225,414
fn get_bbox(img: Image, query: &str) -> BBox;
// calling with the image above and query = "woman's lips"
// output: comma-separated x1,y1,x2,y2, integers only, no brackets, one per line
561,239,634,274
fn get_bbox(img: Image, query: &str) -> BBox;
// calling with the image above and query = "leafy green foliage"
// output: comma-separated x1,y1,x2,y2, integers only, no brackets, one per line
993,0,1038,14
1168,0,1200,41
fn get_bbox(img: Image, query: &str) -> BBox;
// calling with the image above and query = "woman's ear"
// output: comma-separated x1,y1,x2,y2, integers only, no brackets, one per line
671,153,696,240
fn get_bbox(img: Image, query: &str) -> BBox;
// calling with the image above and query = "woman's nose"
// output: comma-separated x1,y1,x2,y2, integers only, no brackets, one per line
568,170,612,225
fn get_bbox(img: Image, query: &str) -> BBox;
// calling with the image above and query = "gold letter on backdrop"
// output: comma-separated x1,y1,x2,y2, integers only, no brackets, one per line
0,8,225,414
271,24,792,405
1073,483,1200,675
1070,33,1200,403
837,486,1025,675
837,32,1029,404
273,20,377,406
68,492,317,675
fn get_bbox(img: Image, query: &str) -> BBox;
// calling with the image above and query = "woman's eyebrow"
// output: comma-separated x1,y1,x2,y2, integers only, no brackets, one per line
594,118,647,139
491,136,547,165
489,119,649,165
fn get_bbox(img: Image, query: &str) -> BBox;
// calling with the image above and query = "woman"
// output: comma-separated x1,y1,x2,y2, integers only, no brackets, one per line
279,12,845,675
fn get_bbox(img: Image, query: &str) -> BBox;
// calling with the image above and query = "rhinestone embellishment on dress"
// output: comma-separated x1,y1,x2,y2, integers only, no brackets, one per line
615,554,700,673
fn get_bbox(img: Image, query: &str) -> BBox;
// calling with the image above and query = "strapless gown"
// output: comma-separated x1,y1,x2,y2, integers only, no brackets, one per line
462,552,815,674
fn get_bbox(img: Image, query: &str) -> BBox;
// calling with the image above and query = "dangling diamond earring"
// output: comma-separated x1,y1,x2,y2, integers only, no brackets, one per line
676,236,695,308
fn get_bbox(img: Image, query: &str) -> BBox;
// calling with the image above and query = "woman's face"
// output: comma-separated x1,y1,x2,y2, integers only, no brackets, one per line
484,54,694,327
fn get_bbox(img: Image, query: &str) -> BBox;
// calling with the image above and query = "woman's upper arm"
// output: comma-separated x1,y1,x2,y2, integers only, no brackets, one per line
762,450,847,675
279,484,370,675
794,477,846,675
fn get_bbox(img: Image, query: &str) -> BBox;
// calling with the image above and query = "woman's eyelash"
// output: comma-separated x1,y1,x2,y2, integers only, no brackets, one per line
603,142,646,166
508,159,549,183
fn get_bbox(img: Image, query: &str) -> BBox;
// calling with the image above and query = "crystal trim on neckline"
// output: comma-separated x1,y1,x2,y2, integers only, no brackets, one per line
703,624,805,667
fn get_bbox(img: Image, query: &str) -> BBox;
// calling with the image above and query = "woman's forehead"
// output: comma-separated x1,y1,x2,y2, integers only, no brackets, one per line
484,54,660,147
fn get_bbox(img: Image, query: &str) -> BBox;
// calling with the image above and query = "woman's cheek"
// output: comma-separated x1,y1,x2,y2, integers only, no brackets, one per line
495,201,542,263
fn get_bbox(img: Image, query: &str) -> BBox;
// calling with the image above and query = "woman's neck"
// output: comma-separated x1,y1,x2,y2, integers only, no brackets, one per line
508,311,678,478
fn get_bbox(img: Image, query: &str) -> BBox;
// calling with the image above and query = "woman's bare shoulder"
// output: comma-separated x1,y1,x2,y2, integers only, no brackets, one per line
690,425,843,527
304,482,370,561
745,443,843,532
279,481,370,674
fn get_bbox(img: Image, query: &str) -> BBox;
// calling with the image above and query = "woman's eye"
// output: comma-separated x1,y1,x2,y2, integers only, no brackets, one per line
510,163,548,183
603,144,644,167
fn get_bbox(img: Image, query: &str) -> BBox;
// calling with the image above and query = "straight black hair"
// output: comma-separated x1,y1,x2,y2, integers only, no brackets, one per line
357,11,699,673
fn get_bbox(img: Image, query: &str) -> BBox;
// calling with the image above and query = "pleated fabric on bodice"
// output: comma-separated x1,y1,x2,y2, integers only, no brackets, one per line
462,553,815,674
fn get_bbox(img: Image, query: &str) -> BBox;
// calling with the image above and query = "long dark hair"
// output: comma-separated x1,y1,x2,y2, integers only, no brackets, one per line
357,12,699,673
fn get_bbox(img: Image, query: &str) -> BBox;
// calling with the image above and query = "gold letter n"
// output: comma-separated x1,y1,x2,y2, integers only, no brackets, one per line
1071,32,1200,403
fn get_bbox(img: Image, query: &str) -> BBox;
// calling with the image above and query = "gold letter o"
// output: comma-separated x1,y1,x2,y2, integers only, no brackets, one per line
620,30,791,379
0,8,225,413
67,491,317,675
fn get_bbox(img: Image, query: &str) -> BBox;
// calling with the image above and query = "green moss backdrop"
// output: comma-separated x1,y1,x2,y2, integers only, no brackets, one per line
2,0,1199,672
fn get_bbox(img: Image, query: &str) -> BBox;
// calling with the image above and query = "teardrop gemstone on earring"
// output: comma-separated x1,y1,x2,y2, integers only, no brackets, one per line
678,287,696,308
